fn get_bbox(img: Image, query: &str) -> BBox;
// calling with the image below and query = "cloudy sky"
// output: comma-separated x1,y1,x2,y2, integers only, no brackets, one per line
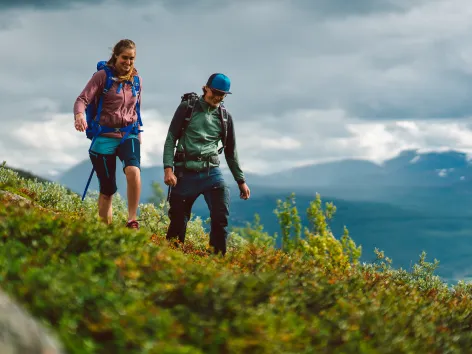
3,0,472,179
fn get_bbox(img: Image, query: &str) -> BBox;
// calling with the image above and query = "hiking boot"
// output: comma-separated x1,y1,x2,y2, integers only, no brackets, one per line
126,220,140,230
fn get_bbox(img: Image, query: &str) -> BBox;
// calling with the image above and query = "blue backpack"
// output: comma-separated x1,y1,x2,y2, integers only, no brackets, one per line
81,60,143,201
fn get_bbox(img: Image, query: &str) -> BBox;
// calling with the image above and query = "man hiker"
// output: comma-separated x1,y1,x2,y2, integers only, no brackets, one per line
162,73,250,255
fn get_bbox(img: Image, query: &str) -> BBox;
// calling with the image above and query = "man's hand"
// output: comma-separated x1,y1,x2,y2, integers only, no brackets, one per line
74,113,87,132
238,183,250,200
164,167,177,187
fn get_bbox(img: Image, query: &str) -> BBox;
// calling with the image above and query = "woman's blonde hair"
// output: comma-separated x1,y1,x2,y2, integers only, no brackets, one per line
107,39,137,82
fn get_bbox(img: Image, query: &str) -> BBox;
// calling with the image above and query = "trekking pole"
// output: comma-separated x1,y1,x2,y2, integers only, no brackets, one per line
164,184,172,215
166,185,172,203
82,167,95,201
163,166,174,215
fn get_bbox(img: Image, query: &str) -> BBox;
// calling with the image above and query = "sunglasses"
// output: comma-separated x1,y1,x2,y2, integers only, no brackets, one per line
210,88,226,97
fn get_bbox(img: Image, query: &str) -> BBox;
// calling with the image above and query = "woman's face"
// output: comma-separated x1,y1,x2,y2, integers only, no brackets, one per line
115,48,135,75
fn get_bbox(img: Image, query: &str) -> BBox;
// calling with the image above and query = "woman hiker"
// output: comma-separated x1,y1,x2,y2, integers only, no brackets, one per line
73,39,143,229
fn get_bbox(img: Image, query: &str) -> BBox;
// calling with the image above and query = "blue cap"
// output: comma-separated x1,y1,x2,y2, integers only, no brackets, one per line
206,73,232,94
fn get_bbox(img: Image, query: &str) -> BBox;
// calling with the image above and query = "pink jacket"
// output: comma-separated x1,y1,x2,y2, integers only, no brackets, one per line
74,69,142,139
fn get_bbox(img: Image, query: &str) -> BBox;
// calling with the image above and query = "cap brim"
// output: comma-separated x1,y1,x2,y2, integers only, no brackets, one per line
212,89,232,95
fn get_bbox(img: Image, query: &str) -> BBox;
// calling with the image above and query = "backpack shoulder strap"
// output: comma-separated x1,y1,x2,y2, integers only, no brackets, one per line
132,75,143,127
94,66,114,124
218,104,229,154
178,92,198,140
102,66,115,93
132,75,140,96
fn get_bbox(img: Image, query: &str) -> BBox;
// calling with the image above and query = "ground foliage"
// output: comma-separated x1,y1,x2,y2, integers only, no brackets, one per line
2,162,472,353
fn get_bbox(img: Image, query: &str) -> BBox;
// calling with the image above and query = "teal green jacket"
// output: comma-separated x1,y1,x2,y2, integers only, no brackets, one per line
163,96,245,184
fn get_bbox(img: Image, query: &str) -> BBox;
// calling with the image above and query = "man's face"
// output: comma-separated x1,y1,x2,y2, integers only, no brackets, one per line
204,86,227,107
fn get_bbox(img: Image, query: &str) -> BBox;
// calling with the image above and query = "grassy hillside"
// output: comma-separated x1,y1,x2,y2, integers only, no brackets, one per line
3,164,472,353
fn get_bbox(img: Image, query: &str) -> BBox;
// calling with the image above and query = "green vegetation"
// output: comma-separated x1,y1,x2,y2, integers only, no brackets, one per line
147,181,166,207
2,162,472,353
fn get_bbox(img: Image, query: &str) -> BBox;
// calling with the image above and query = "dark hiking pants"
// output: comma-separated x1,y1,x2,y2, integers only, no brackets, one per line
165,166,230,255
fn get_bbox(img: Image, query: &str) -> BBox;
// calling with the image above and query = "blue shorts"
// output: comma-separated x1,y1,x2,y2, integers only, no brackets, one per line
89,137,140,196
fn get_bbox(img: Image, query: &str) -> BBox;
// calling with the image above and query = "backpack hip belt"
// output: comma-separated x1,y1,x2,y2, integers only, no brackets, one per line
174,152,219,164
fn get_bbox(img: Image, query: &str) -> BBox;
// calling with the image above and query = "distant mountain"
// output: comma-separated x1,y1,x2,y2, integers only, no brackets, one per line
256,159,383,187
249,149,472,189
379,149,472,187
3,164,52,184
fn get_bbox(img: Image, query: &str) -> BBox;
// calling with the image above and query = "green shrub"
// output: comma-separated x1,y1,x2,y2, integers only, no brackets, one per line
273,193,361,273
231,214,275,248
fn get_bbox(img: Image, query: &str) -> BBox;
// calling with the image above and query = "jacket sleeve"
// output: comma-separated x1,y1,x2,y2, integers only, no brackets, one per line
224,113,246,184
163,101,188,169
73,70,106,115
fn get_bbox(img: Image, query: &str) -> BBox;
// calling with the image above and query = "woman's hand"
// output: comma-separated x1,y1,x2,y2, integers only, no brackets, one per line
74,113,87,132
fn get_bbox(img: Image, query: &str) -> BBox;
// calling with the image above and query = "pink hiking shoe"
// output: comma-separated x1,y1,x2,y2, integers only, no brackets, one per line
126,220,140,230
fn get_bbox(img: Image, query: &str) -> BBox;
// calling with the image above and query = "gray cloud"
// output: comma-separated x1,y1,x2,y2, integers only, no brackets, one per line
2,0,469,122
0,0,422,16
0,0,97,10
292,0,415,17
0,0,148,10
2,0,472,177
